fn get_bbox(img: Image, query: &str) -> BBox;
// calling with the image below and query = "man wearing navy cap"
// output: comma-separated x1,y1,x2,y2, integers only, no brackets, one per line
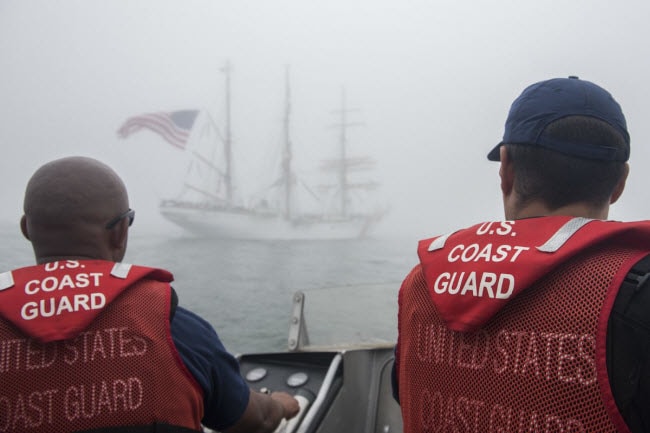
393,77,649,433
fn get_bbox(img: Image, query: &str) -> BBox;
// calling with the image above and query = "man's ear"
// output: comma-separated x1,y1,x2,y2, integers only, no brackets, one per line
499,146,514,197
107,219,129,262
20,215,30,240
109,218,129,250
610,163,629,205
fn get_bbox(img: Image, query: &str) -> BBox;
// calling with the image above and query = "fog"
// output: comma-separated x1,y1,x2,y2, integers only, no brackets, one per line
2,0,650,240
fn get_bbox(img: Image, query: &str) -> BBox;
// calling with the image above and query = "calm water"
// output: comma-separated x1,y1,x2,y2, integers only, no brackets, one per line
0,223,417,354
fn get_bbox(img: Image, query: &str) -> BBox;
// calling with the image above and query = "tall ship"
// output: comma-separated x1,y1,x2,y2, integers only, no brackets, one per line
142,64,386,240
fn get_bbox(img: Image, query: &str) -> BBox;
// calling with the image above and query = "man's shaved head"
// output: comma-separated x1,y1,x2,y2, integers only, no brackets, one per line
22,156,131,262
24,156,128,225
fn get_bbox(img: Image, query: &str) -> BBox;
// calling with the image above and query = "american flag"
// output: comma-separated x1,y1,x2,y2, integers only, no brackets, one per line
117,110,199,149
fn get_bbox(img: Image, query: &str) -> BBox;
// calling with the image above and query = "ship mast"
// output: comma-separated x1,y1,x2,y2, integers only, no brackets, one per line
282,66,293,219
332,87,362,217
222,61,233,205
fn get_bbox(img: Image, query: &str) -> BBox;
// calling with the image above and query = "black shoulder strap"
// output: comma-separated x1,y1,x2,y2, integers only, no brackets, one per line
615,253,650,322
170,286,179,322
607,253,650,433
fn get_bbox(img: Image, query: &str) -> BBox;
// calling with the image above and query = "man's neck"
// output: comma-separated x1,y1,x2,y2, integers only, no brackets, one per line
508,202,610,221
35,255,106,264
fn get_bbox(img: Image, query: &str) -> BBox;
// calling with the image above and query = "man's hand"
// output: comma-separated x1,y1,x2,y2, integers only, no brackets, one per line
225,389,301,433
270,391,300,420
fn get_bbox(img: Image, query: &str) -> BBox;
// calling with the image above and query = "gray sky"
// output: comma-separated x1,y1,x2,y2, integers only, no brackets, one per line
2,0,650,240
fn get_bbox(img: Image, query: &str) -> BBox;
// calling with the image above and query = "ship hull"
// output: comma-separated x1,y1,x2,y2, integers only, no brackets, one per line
160,203,380,240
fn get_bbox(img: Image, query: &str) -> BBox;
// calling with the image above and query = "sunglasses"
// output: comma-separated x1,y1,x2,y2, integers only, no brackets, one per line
105,208,135,230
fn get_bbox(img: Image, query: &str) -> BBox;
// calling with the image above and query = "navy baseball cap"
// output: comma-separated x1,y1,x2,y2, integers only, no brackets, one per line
487,76,630,162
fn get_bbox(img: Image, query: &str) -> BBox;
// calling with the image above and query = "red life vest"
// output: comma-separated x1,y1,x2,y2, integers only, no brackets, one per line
397,216,650,433
0,260,204,432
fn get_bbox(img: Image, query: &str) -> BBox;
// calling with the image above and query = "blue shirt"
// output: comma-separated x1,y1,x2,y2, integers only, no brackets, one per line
170,306,250,431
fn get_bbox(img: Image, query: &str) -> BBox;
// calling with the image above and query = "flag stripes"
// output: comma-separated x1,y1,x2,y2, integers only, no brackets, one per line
118,110,199,149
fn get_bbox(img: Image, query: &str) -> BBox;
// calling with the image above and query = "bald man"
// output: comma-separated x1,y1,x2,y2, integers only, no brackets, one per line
0,156,298,433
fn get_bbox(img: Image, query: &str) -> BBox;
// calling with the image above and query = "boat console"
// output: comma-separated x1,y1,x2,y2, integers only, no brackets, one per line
236,289,403,433
240,347,401,433
240,351,339,433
